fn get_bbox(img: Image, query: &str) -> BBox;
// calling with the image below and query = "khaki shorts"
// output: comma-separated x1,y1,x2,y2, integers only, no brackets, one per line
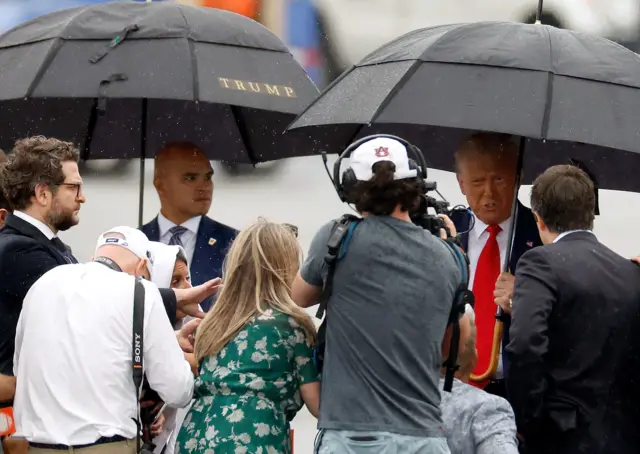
28,439,136,454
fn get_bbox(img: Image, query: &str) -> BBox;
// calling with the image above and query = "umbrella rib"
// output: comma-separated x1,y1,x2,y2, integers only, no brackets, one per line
540,25,554,139
24,37,65,98
176,5,199,101
285,64,358,132
230,106,256,163
367,61,421,125
24,5,95,97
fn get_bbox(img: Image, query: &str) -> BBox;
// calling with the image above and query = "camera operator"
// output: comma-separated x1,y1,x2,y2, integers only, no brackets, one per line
12,227,195,454
293,136,463,454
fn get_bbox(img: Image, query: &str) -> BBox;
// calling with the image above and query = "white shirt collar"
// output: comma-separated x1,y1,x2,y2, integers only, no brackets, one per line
470,213,512,240
553,229,594,243
13,210,57,240
157,212,201,237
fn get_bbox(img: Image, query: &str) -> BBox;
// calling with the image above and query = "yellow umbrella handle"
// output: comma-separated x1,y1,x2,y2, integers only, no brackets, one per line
469,320,503,383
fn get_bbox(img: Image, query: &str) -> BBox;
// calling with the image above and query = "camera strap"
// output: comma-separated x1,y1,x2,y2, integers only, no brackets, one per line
132,278,145,454
94,256,123,273
441,238,474,392
93,256,146,451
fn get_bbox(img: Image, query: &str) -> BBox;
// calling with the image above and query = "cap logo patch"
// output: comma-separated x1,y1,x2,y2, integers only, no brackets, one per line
374,146,389,157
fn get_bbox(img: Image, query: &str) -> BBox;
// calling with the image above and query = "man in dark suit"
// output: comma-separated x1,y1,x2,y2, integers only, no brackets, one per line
506,165,640,454
452,133,542,398
0,138,216,405
141,142,238,312
0,137,85,454
0,137,85,381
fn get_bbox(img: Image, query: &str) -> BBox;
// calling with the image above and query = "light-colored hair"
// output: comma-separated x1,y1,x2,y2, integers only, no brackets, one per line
195,218,317,361
454,132,519,174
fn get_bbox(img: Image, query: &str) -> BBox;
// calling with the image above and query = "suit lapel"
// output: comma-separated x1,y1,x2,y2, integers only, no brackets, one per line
509,202,541,271
5,214,70,264
190,217,210,285
144,217,160,242
451,209,471,251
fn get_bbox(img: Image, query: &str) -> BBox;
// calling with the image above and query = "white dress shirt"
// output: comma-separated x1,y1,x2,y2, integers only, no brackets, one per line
466,214,512,378
553,229,594,243
13,262,194,445
157,213,201,265
467,215,512,289
12,210,56,240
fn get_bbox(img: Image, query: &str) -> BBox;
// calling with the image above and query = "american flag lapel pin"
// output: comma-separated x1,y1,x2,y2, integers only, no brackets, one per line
526,241,534,247
208,238,217,246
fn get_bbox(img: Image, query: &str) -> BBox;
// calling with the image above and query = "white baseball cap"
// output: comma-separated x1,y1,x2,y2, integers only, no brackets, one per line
350,137,418,182
147,241,190,288
95,226,154,272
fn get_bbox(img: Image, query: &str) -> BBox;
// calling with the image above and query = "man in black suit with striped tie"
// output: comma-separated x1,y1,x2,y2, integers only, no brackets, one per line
141,141,238,312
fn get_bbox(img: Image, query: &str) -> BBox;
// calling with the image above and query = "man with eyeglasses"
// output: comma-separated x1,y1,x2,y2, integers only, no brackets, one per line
0,137,218,454
0,136,83,453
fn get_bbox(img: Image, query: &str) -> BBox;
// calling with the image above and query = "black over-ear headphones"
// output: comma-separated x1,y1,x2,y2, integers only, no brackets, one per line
332,134,429,203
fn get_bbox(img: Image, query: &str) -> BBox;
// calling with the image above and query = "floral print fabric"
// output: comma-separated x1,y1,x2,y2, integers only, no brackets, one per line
176,309,318,454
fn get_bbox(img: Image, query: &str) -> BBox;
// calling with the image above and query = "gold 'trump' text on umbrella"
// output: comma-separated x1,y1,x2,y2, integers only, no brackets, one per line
218,78,297,98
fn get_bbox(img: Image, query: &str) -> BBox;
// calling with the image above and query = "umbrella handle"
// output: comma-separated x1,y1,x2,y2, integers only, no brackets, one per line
469,321,503,383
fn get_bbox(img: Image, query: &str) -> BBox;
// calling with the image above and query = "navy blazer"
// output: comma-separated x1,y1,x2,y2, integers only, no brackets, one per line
0,214,73,380
141,216,237,312
451,201,542,379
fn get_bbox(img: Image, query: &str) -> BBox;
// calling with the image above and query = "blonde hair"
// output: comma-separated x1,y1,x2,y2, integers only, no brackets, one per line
454,132,519,173
195,218,317,361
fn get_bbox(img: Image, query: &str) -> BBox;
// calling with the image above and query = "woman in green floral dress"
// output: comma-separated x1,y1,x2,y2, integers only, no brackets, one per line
176,220,320,454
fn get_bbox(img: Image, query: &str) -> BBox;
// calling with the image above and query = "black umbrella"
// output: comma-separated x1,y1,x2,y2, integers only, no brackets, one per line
287,15,640,383
286,20,640,194
0,0,322,223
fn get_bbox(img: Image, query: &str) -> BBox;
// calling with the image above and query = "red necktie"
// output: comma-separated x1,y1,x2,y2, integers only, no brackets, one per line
471,224,502,387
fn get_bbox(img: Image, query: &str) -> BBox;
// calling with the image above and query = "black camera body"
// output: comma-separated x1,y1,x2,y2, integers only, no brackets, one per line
410,179,452,237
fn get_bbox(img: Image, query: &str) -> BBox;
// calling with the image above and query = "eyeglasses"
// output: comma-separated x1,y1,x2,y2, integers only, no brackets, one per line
59,183,83,198
283,223,298,238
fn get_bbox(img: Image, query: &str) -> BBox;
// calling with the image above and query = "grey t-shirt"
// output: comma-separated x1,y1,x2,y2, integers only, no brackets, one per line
301,215,462,437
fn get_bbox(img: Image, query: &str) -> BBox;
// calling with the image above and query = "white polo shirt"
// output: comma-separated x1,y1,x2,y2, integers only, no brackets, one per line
12,262,194,445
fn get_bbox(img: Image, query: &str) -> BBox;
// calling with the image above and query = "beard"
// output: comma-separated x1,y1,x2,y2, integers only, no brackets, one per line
46,206,78,232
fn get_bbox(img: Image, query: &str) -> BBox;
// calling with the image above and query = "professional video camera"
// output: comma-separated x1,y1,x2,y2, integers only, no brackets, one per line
411,180,451,236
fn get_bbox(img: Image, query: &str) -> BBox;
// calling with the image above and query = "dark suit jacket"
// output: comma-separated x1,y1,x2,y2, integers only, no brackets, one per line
141,216,237,312
0,214,71,379
506,232,640,454
452,201,542,379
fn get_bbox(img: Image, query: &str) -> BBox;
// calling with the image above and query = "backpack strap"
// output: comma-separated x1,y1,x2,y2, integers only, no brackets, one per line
315,214,361,320
441,238,474,392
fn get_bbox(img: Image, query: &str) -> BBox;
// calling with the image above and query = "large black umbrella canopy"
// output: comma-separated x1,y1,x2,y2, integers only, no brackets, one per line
287,21,640,193
0,0,322,164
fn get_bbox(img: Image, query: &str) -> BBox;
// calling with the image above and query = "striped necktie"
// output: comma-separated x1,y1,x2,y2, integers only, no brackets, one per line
168,225,188,247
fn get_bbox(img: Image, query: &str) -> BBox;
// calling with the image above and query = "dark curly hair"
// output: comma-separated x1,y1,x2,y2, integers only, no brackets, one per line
0,136,79,210
0,150,10,212
348,161,425,216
